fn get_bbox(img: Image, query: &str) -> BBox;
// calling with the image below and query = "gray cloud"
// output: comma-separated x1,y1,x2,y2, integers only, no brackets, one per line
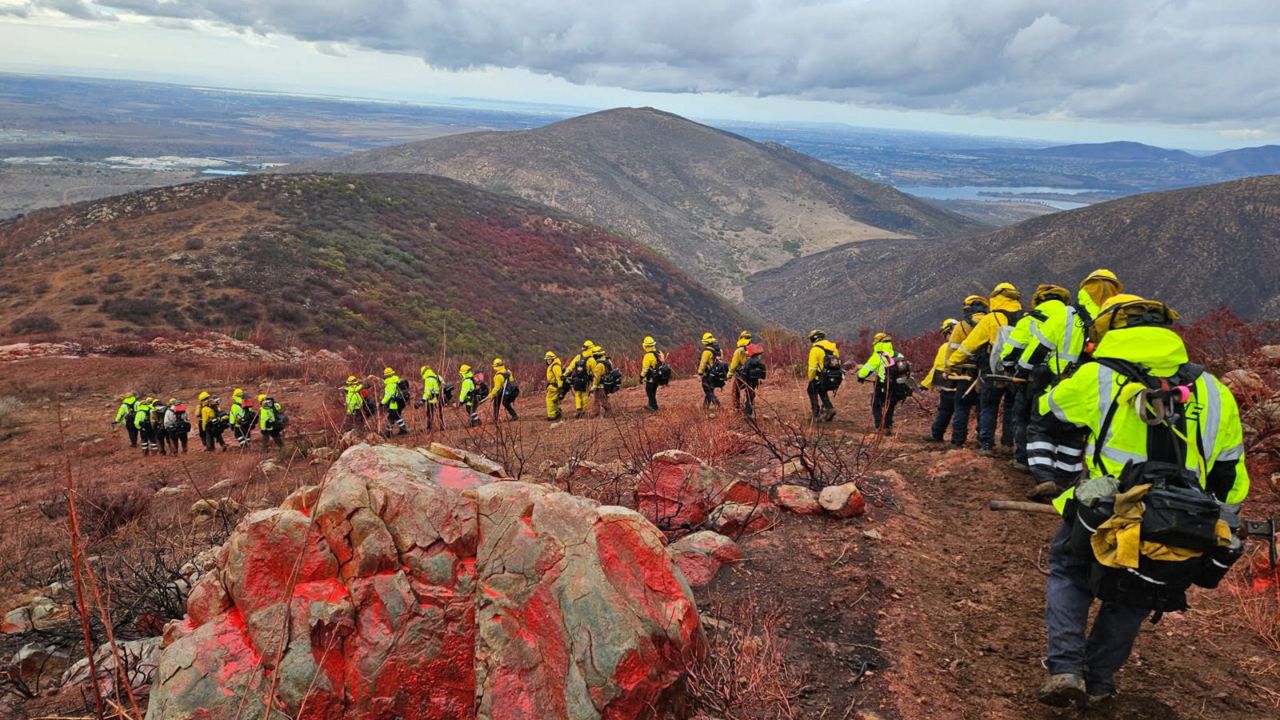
63,1,1280,129
34,0,116,21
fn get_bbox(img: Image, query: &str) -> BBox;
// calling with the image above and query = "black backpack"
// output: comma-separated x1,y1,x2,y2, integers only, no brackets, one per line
211,410,230,433
394,379,412,406
600,358,623,394
887,353,913,399
270,401,289,430
174,411,191,434
740,356,767,383
499,371,520,401
646,351,673,386
567,357,591,392
819,346,844,391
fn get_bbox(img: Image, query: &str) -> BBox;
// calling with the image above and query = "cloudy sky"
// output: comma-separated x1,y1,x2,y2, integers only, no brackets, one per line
1,0,1277,148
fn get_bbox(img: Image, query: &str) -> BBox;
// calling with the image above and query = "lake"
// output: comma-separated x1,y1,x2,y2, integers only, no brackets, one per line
898,185,1102,210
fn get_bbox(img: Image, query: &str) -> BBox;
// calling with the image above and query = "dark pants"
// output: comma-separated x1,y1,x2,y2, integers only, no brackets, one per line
204,427,226,451
463,397,480,426
950,377,979,446
125,424,138,448
807,380,833,417
170,431,188,453
701,379,720,408
1011,384,1032,464
742,380,759,417
232,425,251,449
930,389,957,441
387,407,408,434
262,429,284,448
979,381,1014,450
731,376,743,409
492,394,518,421
1046,521,1149,696
645,381,659,411
138,425,155,455
424,401,444,430
870,382,901,429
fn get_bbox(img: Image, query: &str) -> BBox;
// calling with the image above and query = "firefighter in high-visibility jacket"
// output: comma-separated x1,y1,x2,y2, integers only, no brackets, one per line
934,296,988,445
1030,294,1248,709
727,331,752,411
949,283,1022,454
381,367,408,435
806,330,840,421
488,358,518,422
420,366,444,430
565,341,594,419
640,337,663,411
544,352,564,421
113,392,139,448
998,284,1071,469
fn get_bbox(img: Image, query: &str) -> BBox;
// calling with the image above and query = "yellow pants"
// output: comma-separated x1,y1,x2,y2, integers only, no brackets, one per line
574,389,590,413
545,385,562,420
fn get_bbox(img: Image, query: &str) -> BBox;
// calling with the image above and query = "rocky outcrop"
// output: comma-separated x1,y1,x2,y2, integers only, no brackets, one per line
773,485,821,515
667,531,743,588
636,451,762,533
146,444,701,720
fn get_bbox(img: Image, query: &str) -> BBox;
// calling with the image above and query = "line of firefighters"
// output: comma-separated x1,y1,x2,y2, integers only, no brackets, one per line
335,330,906,434
913,268,1251,709
112,389,287,455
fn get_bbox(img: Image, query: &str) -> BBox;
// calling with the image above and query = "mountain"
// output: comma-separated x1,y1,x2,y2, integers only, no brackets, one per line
745,175,1280,336
1200,145,1280,175
1029,141,1196,162
294,107,984,299
0,174,748,356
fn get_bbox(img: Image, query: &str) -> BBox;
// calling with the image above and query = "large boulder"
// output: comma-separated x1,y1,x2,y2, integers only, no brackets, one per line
635,451,762,533
146,444,701,720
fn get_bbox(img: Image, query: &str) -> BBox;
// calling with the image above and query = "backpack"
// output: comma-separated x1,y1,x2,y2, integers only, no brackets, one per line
740,356,767,383
887,353,913,399
1068,360,1243,617
211,411,230,433
600,358,623,394
818,346,844,391
645,351,673,386
395,379,412,406
174,410,191,434
985,309,1022,375
471,375,490,405
567,357,591,392
271,401,289,431
499,371,520,401
442,383,456,406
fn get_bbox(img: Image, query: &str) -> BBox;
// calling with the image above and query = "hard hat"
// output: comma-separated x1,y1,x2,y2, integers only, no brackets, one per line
347,375,358,384
460,364,471,374
739,331,753,341
233,388,243,397
582,340,595,351
544,351,556,361
1082,268,1123,290
493,358,503,368
1033,284,1071,305
642,336,655,345
962,294,989,309
941,318,958,333
808,330,825,343
702,332,716,344
873,332,891,344
383,367,395,377
593,346,605,356
991,282,1020,299
257,394,267,403
197,391,210,401
643,337,656,349
1093,294,1178,337
168,398,176,405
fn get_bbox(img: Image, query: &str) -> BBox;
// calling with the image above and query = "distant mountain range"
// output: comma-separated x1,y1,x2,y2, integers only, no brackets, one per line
295,107,984,299
745,175,1280,336
0,174,748,356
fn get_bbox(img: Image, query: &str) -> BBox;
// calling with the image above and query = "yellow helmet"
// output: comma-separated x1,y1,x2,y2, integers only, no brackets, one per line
459,364,472,374
739,331,753,341
197,391,210,401
123,391,137,401
941,318,958,334
642,336,656,349
593,346,605,357
1092,294,1178,338
168,397,177,405
1033,284,1071,306
492,358,503,368
1082,268,1122,289
990,282,1020,300
347,375,358,384
808,330,825,343
383,367,395,377
873,332,891,344
544,351,557,361
419,366,427,376
702,332,716,344
232,388,243,397
582,340,595,351
963,294,989,309
257,394,267,404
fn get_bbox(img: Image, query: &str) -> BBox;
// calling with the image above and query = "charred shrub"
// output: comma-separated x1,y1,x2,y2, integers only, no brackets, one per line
101,297,160,323
8,313,59,335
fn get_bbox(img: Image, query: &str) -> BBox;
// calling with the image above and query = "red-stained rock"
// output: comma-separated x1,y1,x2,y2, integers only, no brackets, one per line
706,502,775,536
773,484,821,515
667,531,743,588
146,444,701,720
818,483,866,519
636,451,762,533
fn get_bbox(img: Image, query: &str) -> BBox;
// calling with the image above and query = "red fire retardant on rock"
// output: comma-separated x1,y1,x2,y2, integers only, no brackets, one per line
146,445,702,720
636,450,763,534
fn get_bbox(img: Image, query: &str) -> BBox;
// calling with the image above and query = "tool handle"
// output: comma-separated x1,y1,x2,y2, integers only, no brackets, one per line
988,500,1059,515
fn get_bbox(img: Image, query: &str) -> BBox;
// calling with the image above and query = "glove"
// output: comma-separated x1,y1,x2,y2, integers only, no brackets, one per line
857,375,867,384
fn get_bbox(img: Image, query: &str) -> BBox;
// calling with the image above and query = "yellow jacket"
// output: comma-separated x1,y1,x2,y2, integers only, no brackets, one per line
641,350,659,380
199,402,216,431
944,314,982,370
488,365,512,400
807,340,839,381
948,295,1021,367
920,341,950,389
697,344,720,376
728,339,749,375
546,359,563,388
857,340,896,382
590,355,608,390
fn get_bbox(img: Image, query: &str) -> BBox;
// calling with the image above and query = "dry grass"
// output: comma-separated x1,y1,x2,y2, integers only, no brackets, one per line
686,595,805,720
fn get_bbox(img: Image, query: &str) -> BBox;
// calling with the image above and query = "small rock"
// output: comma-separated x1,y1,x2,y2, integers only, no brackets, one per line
155,485,190,498
62,636,161,697
773,484,821,515
189,497,240,524
258,459,283,476
668,531,743,588
2,606,33,634
8,642,70,691
707,502,774,536
1259,345,1280,364
819,482,867,519
307,446,338,462
862,529,883,541
1222,369,1266,397
208,477,236,492
775,458,808,480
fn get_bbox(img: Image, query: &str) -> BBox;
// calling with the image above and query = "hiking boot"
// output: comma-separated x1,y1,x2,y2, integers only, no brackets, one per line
823,408,837,422
1086,691,1117,709
1028,481,1060,502
922,434,944,444
1008,458,1030,474
976,447,995,457
883,427,895,437
1037,673,1087,708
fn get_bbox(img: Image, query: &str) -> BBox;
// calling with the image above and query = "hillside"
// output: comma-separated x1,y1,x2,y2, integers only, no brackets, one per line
1030,140,1196,162
0,174,748,356
746,175,1280,336
295,107,984,299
